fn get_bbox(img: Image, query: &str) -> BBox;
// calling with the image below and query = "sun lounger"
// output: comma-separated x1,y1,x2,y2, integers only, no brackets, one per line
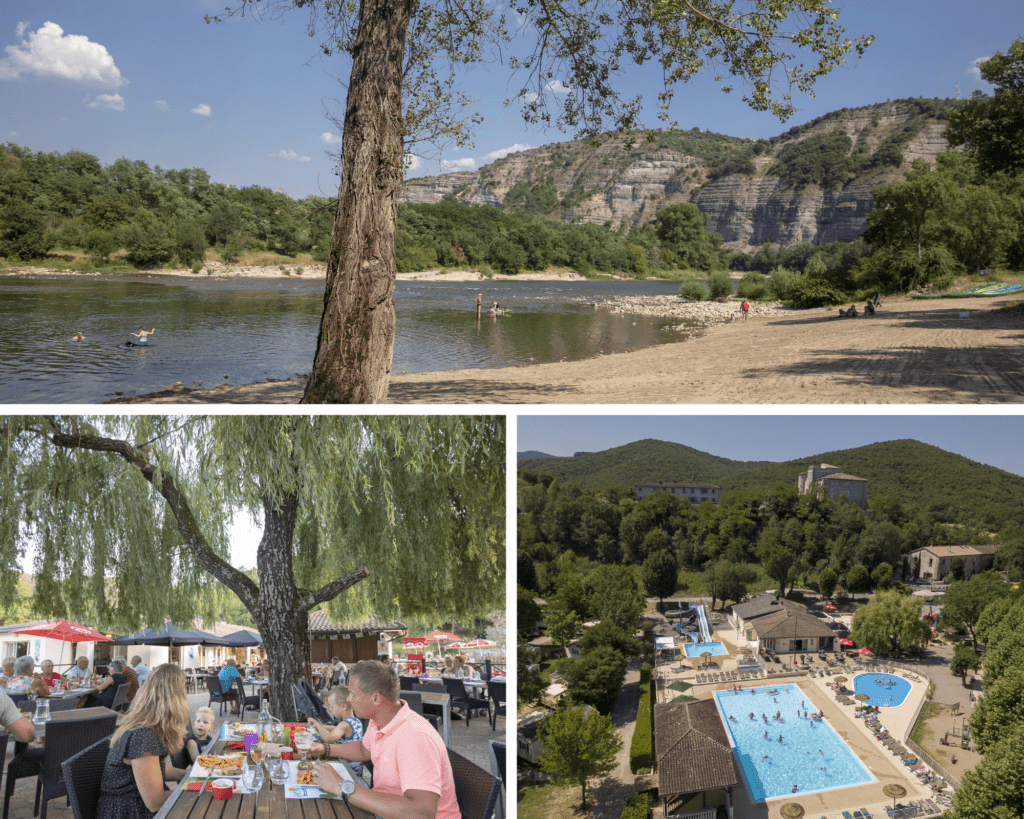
843,811,854,819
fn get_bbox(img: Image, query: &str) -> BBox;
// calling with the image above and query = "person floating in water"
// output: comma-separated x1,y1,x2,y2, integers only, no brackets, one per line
819,749,824,756
131,327,156,344
792,785,799,793
749,712,755,720
72,332,85,342
762,755,772,762
729,715,737,721
778,735,783,743
764,731,769,740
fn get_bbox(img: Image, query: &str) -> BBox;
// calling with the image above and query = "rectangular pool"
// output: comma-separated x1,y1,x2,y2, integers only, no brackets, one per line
684,642,728,657
713,684,875,802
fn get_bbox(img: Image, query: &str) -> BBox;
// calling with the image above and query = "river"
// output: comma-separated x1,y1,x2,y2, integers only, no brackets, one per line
0,274,689,403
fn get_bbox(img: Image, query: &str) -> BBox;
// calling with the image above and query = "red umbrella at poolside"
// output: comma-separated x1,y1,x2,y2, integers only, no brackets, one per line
838,638,854,646
826,604,837,611
858,647,874,656
15,620,111,670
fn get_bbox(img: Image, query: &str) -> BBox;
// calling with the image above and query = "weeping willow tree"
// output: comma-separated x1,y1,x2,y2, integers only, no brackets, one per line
0,415,505,719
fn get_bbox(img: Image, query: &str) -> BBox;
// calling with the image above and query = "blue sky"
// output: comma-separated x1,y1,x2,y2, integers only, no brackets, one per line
517,415,1024,477
1,1,1021,198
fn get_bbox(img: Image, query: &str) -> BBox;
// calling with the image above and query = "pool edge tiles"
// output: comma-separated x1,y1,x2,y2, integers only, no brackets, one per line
712,684,876,804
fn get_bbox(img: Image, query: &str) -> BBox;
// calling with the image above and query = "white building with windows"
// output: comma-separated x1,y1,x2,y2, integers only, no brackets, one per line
635,482,721,505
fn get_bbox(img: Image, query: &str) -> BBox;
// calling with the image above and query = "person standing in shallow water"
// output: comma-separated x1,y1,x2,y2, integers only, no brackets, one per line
131,327,156,344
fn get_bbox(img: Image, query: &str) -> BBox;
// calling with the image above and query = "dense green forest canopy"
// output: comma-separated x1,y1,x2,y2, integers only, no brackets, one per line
520,438,1024,533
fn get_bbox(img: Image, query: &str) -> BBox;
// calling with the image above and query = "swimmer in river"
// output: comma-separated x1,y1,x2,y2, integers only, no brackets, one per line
130,327,156,345
72,332,85,342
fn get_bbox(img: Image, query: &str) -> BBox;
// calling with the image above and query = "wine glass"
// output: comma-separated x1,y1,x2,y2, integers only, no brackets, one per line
294,732,312,764
249,742,266,787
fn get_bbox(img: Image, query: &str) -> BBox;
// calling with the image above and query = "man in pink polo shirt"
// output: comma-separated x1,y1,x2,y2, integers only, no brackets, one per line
311,660,461,819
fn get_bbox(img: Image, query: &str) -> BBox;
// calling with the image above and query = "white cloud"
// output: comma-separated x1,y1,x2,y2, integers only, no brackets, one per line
405,153,423,171
969,55,988,81
274,149,311,162
479,143,534,163
153,99,170,111
440,157,476,171
15,22,28,38
321,132,343,145
7,131,17,138
191,103,212,116
84,92,124,111
546,79,572,93
1,21,125,86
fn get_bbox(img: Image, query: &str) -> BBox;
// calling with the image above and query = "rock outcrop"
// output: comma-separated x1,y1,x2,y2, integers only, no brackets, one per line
398,100,956,250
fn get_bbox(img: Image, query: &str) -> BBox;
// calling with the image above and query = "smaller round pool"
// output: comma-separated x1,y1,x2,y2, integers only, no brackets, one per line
684,642,728,657
853,673,912,707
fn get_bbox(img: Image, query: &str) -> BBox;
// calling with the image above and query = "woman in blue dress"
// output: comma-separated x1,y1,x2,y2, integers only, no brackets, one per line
96,664,188,819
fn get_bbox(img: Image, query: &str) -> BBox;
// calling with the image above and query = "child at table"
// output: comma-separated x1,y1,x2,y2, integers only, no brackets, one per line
183,706,215,768
306,686,363,777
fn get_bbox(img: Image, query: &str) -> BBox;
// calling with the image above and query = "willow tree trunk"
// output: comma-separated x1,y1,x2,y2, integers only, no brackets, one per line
301,0,412,403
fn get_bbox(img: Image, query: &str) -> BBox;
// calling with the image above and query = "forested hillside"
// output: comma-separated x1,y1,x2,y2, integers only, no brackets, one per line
519,438,1024,533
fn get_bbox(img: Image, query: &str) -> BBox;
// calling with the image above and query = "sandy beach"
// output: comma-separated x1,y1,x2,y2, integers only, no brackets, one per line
107,295,1024,404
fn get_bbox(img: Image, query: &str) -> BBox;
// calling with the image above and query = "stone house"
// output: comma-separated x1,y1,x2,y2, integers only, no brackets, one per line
909,544,1000,581
797,463,868,510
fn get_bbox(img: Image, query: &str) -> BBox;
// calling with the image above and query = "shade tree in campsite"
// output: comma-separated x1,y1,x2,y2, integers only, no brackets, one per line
538,702,622,811
849,589,931,656
0,415,504,719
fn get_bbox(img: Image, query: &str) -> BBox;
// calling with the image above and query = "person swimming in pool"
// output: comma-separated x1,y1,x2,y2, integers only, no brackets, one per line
749,712,755,720
778,735,783,743
729,715,737,721
764,731,769,740
762,755,772,762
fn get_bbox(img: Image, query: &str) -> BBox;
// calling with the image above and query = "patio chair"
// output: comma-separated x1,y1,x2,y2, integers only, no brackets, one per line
232,677,261,716
489,741,506,819
2,711,117,819
205,674,238,716
411,684,445,720
442,678,490,728
448,747,501,819
400,675,420,691
488,680,506,732
109,682,130,713
60,738,110,819
401,692,441,735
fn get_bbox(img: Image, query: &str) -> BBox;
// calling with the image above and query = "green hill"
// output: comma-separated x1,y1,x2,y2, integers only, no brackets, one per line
519,438,1024,532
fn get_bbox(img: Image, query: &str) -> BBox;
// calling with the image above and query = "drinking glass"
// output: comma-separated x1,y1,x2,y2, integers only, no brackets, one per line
294,732,312,764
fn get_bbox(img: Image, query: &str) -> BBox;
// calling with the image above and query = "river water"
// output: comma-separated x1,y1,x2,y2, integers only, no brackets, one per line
0,275,688,403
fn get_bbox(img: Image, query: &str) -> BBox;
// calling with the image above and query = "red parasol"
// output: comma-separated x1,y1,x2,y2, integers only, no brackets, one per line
424,630,460,643
455,639,496,650
858,647,874,656
15,620,111,669
403,637,429,649
838,638,854,646
825,604,838,611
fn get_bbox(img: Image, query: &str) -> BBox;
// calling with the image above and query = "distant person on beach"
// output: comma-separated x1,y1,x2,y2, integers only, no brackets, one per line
131,327,156,344
741,300,749,321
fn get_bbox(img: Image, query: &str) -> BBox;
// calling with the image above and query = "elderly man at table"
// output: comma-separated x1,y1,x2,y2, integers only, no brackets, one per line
78,658,128,709
311,660,460,819
131,656,150,685
217,658,243,715
116,655,140,701
65,655,93,683
0,689,35,744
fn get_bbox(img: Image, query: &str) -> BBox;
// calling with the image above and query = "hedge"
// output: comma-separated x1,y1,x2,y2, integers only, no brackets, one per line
629,663,653,773
621,793,649,819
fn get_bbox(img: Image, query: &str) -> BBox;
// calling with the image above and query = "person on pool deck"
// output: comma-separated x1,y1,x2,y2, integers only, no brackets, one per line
309,660,460,819
131,327,156,344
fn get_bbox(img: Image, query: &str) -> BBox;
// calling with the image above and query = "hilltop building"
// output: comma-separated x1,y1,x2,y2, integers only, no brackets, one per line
635,482,721,505
797,464,867,510
909,544,1000,581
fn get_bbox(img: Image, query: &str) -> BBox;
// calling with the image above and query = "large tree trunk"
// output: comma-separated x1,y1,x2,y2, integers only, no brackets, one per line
302,0,412,403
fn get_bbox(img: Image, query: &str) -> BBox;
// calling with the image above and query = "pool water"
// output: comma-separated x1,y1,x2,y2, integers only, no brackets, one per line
713,684,875,801
853,674,912,707
685,642,728,657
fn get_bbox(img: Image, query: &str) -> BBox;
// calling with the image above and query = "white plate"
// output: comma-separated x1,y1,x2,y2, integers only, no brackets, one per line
188,753,247,779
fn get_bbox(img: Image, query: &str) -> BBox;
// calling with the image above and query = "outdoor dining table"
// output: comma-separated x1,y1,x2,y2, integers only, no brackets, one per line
153,736,378,819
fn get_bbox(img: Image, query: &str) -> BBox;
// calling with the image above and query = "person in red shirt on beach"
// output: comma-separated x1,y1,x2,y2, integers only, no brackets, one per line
741,300,750,321
310,660,460,819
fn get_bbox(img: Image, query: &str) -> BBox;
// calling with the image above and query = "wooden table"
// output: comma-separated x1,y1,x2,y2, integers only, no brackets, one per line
154,738,377,819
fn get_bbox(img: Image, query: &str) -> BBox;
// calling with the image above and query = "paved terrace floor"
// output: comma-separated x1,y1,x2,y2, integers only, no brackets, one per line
3,690,505,819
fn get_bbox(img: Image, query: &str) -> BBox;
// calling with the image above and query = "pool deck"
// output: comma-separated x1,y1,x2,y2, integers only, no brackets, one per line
656,651,937,819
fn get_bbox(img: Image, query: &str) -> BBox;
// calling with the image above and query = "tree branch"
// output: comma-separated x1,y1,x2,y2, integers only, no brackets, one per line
298,565,371,612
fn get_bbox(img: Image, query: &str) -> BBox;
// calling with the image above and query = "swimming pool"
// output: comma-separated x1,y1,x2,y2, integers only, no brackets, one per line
853,673,912,707
713,684,875,801
685,642,728,657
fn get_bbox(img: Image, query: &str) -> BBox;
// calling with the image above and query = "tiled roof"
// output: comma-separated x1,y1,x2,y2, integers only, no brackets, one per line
916,544,1000,558
655,699,737,795
751,609,836,640
0,619,53,635
820,473,867,482
307,610,406,635
638,483,720,489
732,595,804,620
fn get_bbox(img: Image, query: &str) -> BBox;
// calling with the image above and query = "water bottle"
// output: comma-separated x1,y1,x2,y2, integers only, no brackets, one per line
257,702,273,742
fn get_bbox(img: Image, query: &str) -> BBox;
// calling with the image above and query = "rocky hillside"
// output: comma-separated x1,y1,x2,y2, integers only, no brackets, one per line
400,98,956,250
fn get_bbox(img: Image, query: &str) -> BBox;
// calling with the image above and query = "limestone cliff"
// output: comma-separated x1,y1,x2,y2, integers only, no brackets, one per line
398,99,956,250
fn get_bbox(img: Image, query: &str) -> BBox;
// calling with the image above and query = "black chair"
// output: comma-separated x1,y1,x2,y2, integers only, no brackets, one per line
489,741,505,819
411,683,444,719
448,747,501,819
487,680,506,732
330,668,342,688
108,683,130,713
9,693,30,713
60,738,109,819
232,677,261,716
205,675,238,716
400,675,419,691
401,692,441,734
442,678,489,727
3,712,118,819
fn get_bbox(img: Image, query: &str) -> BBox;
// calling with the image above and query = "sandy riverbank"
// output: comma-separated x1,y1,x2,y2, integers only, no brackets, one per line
107,295,1024,404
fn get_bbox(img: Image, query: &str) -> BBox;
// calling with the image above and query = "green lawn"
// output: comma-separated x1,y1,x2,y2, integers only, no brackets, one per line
517,774,591,819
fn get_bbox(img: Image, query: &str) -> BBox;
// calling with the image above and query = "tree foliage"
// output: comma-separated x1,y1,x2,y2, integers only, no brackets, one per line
642,549,679,605
945,722,1024,819
950,644,981,686
942,571,1009,649
538,702,622,811
1,415,504,718
850,589,930,655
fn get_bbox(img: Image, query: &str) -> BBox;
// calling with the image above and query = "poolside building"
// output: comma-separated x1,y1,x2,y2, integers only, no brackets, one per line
731,595,837,654
909,544,999,581
654,699,738,819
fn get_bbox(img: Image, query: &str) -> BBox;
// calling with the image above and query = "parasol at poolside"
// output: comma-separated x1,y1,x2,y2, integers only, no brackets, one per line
884,783,907,813
838,638,854,647
780,803,805,819
855,694,871,701
858,647,874,656
834,675,848,691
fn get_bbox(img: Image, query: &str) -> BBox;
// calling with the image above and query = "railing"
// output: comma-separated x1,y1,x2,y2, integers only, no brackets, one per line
904,738,961,791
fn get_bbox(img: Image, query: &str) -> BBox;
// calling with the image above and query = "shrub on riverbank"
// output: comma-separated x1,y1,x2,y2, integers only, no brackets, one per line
679,279,709,301
708,270,733,298
736,271,770,300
